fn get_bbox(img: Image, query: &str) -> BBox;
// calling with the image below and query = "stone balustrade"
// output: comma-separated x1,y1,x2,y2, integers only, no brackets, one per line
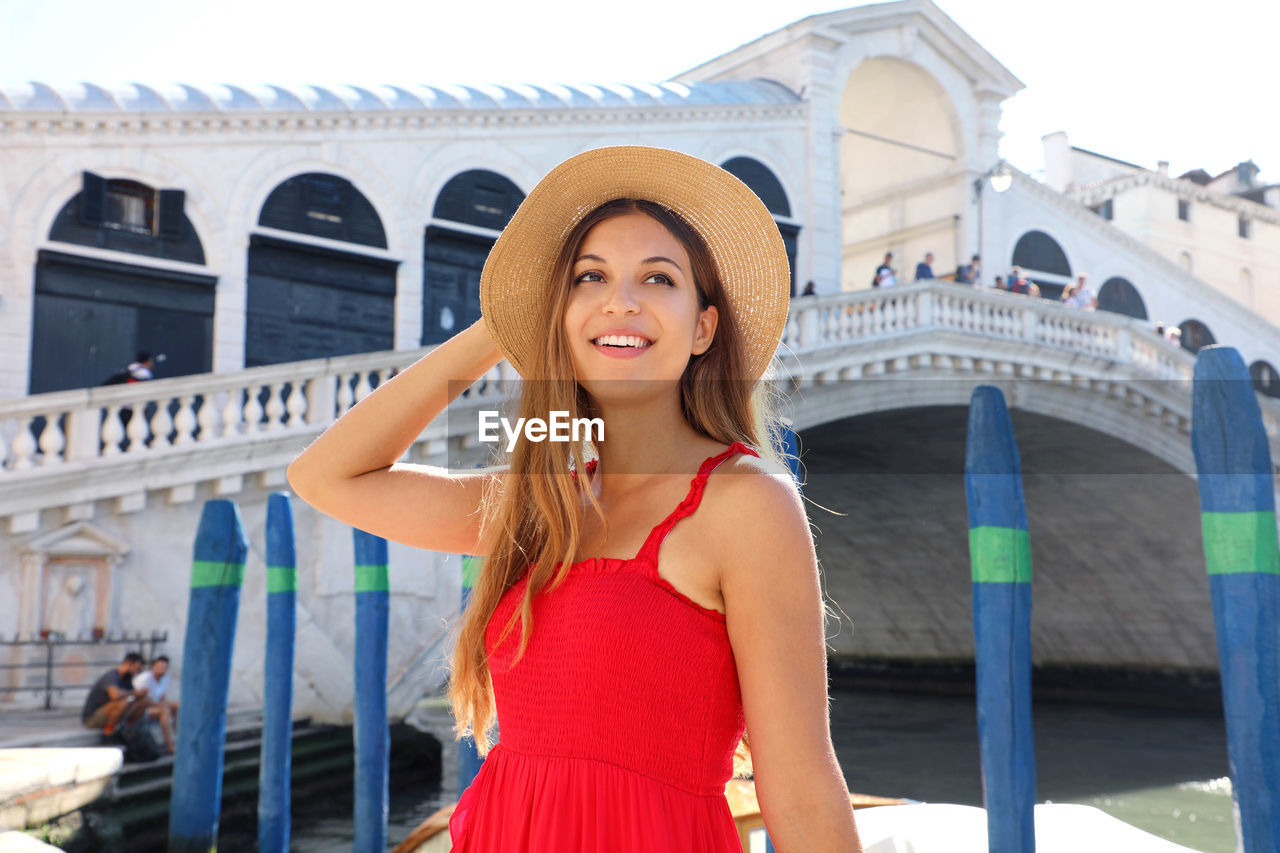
782,281,1192,382
1,282,1275,531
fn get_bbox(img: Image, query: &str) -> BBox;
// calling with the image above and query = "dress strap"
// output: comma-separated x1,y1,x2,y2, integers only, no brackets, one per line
632,441,759,567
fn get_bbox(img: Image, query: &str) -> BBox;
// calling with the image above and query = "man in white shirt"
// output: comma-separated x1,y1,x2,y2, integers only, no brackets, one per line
134,656,178,754
1065,273,1098,310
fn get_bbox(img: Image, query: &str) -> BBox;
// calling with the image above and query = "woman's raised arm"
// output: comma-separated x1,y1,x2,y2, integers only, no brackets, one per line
286,318,507,555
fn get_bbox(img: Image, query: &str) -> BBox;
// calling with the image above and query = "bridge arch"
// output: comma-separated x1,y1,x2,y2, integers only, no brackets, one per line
1097,276,1147,320
837,56,963,291
247,172,397,367
798,404,1214,669
422,168,525,344
29,172,216,393
1178,319,1215,354
1251,360,1280,399
720,155,799,294
1011,229,1072,299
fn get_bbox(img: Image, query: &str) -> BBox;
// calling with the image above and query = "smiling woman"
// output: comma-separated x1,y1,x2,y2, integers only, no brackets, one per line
286,146,862,852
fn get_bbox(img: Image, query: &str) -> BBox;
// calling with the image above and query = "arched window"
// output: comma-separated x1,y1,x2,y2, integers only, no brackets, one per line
720,157,799,295
1096,277,1147,320
1011,230,1071,299
49,172,203,264
247,173,396,367
258,172,387,248
31,174,213,393
423,170,525,344
1178,319,1215,354
1250,360,1280,399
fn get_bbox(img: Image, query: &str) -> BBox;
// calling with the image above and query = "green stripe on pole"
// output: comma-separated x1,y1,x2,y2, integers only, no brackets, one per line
461,554,482,590
266,566,298,593
969,526,1033,584
355,564,390,593
1202,511,1280,576
190,559,246,588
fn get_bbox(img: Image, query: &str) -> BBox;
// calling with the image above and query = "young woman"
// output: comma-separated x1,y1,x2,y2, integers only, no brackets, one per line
287,146,861,852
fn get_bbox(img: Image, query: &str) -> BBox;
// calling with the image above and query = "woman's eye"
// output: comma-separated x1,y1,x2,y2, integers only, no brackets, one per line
574,272,604,284
645,274,675,286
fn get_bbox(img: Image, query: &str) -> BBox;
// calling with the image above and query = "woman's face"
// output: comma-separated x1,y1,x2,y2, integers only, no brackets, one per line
563,212,718,397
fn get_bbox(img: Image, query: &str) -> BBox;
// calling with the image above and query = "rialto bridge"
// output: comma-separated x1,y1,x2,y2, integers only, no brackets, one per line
2,281,1276,718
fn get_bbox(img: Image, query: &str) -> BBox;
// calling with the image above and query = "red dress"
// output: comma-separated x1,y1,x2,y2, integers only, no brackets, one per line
449,441,759,852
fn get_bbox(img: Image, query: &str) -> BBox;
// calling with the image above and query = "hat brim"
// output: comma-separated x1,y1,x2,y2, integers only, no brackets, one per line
479,145,791,380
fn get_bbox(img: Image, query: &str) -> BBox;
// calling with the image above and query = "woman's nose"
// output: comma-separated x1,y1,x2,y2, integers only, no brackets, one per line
602,279,641,315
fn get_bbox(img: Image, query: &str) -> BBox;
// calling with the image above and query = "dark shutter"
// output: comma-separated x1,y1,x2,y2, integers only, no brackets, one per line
157,189,186,239
80,172,106,226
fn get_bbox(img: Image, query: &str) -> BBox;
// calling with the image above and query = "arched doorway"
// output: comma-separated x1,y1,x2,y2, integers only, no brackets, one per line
720,157,800,294
838,57,961,290
1011,230,1071,299
1250,360,1280,398
30,172,213,394
423,170,524,344
247,173,396,367
1097,277,1147,320
1178,320,1215,354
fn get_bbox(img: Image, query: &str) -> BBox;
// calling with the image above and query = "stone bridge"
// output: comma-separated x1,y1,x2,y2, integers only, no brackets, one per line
3,281,1278,715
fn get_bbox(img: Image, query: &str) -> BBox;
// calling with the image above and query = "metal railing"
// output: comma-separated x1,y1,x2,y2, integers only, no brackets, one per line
0,630,167,710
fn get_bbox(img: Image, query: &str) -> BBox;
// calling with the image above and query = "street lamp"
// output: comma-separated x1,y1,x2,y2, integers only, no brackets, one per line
973,163,1012,282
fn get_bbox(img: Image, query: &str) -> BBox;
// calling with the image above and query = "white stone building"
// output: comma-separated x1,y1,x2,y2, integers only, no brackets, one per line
3,0,1279,717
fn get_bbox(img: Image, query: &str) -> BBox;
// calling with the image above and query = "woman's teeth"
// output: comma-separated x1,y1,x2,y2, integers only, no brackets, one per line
591,333,650,345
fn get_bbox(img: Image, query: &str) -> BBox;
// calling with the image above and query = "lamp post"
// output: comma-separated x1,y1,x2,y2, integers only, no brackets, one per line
973,163,1013,285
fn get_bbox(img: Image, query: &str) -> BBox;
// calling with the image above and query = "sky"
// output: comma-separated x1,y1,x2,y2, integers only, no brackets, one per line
2,0,1277,182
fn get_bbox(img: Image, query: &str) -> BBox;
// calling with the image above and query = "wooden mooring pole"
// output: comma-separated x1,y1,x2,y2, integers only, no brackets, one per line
964,386,1037,853
167,500,247,853
1191,346,1280,853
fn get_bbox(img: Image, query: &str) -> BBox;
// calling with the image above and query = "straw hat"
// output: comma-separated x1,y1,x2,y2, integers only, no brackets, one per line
479,145,791,380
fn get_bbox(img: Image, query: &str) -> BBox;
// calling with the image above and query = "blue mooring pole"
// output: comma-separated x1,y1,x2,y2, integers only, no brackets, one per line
353,529,390,852
458,553,486,794
964,386,1037,853
168,500,248,853
1191,346,1280,852
258,493,297,853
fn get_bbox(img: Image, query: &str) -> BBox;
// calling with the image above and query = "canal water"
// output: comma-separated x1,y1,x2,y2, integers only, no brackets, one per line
290,685,1235,852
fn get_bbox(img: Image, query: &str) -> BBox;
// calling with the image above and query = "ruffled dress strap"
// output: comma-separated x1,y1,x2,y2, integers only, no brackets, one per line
632,440,759,570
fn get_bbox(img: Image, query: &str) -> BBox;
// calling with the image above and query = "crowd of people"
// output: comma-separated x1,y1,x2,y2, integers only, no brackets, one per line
863,252,1106,312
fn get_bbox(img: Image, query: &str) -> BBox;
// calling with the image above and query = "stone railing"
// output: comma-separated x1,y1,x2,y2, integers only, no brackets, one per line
781,281,1193,381
0,350,519,477
3,282,1276,521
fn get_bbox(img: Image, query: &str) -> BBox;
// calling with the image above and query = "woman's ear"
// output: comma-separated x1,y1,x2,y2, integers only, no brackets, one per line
692,304,719,356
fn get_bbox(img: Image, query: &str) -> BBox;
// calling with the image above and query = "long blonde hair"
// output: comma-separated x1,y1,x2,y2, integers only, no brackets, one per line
446,199,789,776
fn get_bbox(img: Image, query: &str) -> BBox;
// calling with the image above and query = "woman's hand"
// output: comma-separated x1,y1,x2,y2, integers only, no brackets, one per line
286,317,507,553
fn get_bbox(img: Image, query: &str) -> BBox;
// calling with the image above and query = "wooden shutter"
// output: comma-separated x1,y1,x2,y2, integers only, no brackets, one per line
157,189,185,239
80,172,106,226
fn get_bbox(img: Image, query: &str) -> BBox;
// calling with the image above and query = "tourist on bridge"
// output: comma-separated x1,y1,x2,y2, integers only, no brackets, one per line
1007,266,1040,298
914,252,935,281
81,651,151,736
873,251,897,287
1063,273,1097,310
956,254,981,285
287,145,863,852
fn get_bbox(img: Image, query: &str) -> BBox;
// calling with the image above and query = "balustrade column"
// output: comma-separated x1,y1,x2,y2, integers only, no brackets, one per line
63,406,100,462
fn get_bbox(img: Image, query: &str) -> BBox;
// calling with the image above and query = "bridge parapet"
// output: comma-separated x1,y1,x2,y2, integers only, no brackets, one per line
0,351,518,531
783,282,1191,382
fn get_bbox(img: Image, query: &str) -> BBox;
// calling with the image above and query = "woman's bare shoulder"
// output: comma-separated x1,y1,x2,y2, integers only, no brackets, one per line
704,451,805,529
